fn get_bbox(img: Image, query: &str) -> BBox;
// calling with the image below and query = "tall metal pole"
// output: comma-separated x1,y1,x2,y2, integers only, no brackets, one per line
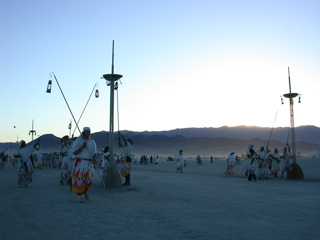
282,67,303,179
288,68,297,164
109,41,115,167
102,40,123,188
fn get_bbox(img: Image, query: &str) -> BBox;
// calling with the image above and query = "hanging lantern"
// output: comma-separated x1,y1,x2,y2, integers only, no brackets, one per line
46,80,52,93
95,89,99,98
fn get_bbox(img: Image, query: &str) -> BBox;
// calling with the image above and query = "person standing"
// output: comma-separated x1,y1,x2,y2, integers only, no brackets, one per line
14,139,40,187
246,143,257,179
118,131,133,186
270,148,281,177
176,150,184,173
257,146,269,180
71,127,97,203
60,135,70,185
225,151,236,175
281,145,292,178
102,146,110,172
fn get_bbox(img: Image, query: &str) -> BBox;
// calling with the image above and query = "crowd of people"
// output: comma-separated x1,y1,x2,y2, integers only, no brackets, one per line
2,127,133,203
1,133,298,203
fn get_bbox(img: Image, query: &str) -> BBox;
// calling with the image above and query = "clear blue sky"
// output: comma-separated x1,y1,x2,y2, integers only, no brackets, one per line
1,0,319,143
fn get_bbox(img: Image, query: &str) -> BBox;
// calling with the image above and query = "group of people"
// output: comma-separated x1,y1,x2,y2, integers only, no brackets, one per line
139,155,160,165
12,127,133,203
245,143,292,181
224,143,293,181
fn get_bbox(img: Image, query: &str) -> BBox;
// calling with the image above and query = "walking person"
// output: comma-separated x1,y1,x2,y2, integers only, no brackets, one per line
118,131,133,186
14,139,40,187
71,127,97,203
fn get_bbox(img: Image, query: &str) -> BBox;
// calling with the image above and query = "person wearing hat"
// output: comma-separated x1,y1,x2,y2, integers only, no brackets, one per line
225,151,236,175
176,150,184,173
70,127,97,203
118,131,133,186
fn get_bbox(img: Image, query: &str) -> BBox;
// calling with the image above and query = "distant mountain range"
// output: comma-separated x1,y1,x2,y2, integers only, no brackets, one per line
1,125,319,157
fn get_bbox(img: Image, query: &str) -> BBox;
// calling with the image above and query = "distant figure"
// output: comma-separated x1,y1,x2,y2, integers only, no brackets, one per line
210,156,213,163
71,127,97,203
118,131,133,186
176,150,184,173
281,145,292,178
196,155,202,166
60,135,70,185
257,146,269,180
225,151,235,175
14,139,40,187
270,148,281,177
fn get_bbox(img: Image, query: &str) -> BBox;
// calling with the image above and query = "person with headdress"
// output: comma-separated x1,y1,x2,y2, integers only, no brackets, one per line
257,145,269,180
60,135,70,185
225,151,236,175
270,148,281,177
246,143,257,181
71,127,97,203
118,131,133,186
176,150,184,173
14,139,40,187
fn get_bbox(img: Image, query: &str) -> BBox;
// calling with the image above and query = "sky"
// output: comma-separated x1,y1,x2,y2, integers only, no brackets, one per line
1,0,319,143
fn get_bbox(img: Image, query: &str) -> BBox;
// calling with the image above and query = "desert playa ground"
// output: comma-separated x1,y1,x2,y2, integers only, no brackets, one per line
0,158,319,240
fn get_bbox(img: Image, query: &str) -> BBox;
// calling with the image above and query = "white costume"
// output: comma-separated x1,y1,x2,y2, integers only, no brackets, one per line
71,129,97,195
257,147,269,179
271,152,281,175
225,151,236,175
15,141,35,187
176,152,184,173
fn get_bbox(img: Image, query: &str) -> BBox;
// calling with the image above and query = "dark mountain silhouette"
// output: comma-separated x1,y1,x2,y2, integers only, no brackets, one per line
1,126,319,157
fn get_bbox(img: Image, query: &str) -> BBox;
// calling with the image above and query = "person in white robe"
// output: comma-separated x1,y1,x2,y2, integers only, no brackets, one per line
225,151,236,175
257,146,269,179
71,127,97,203
14,139,40,187
176,150,184,173
270,148,281,177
